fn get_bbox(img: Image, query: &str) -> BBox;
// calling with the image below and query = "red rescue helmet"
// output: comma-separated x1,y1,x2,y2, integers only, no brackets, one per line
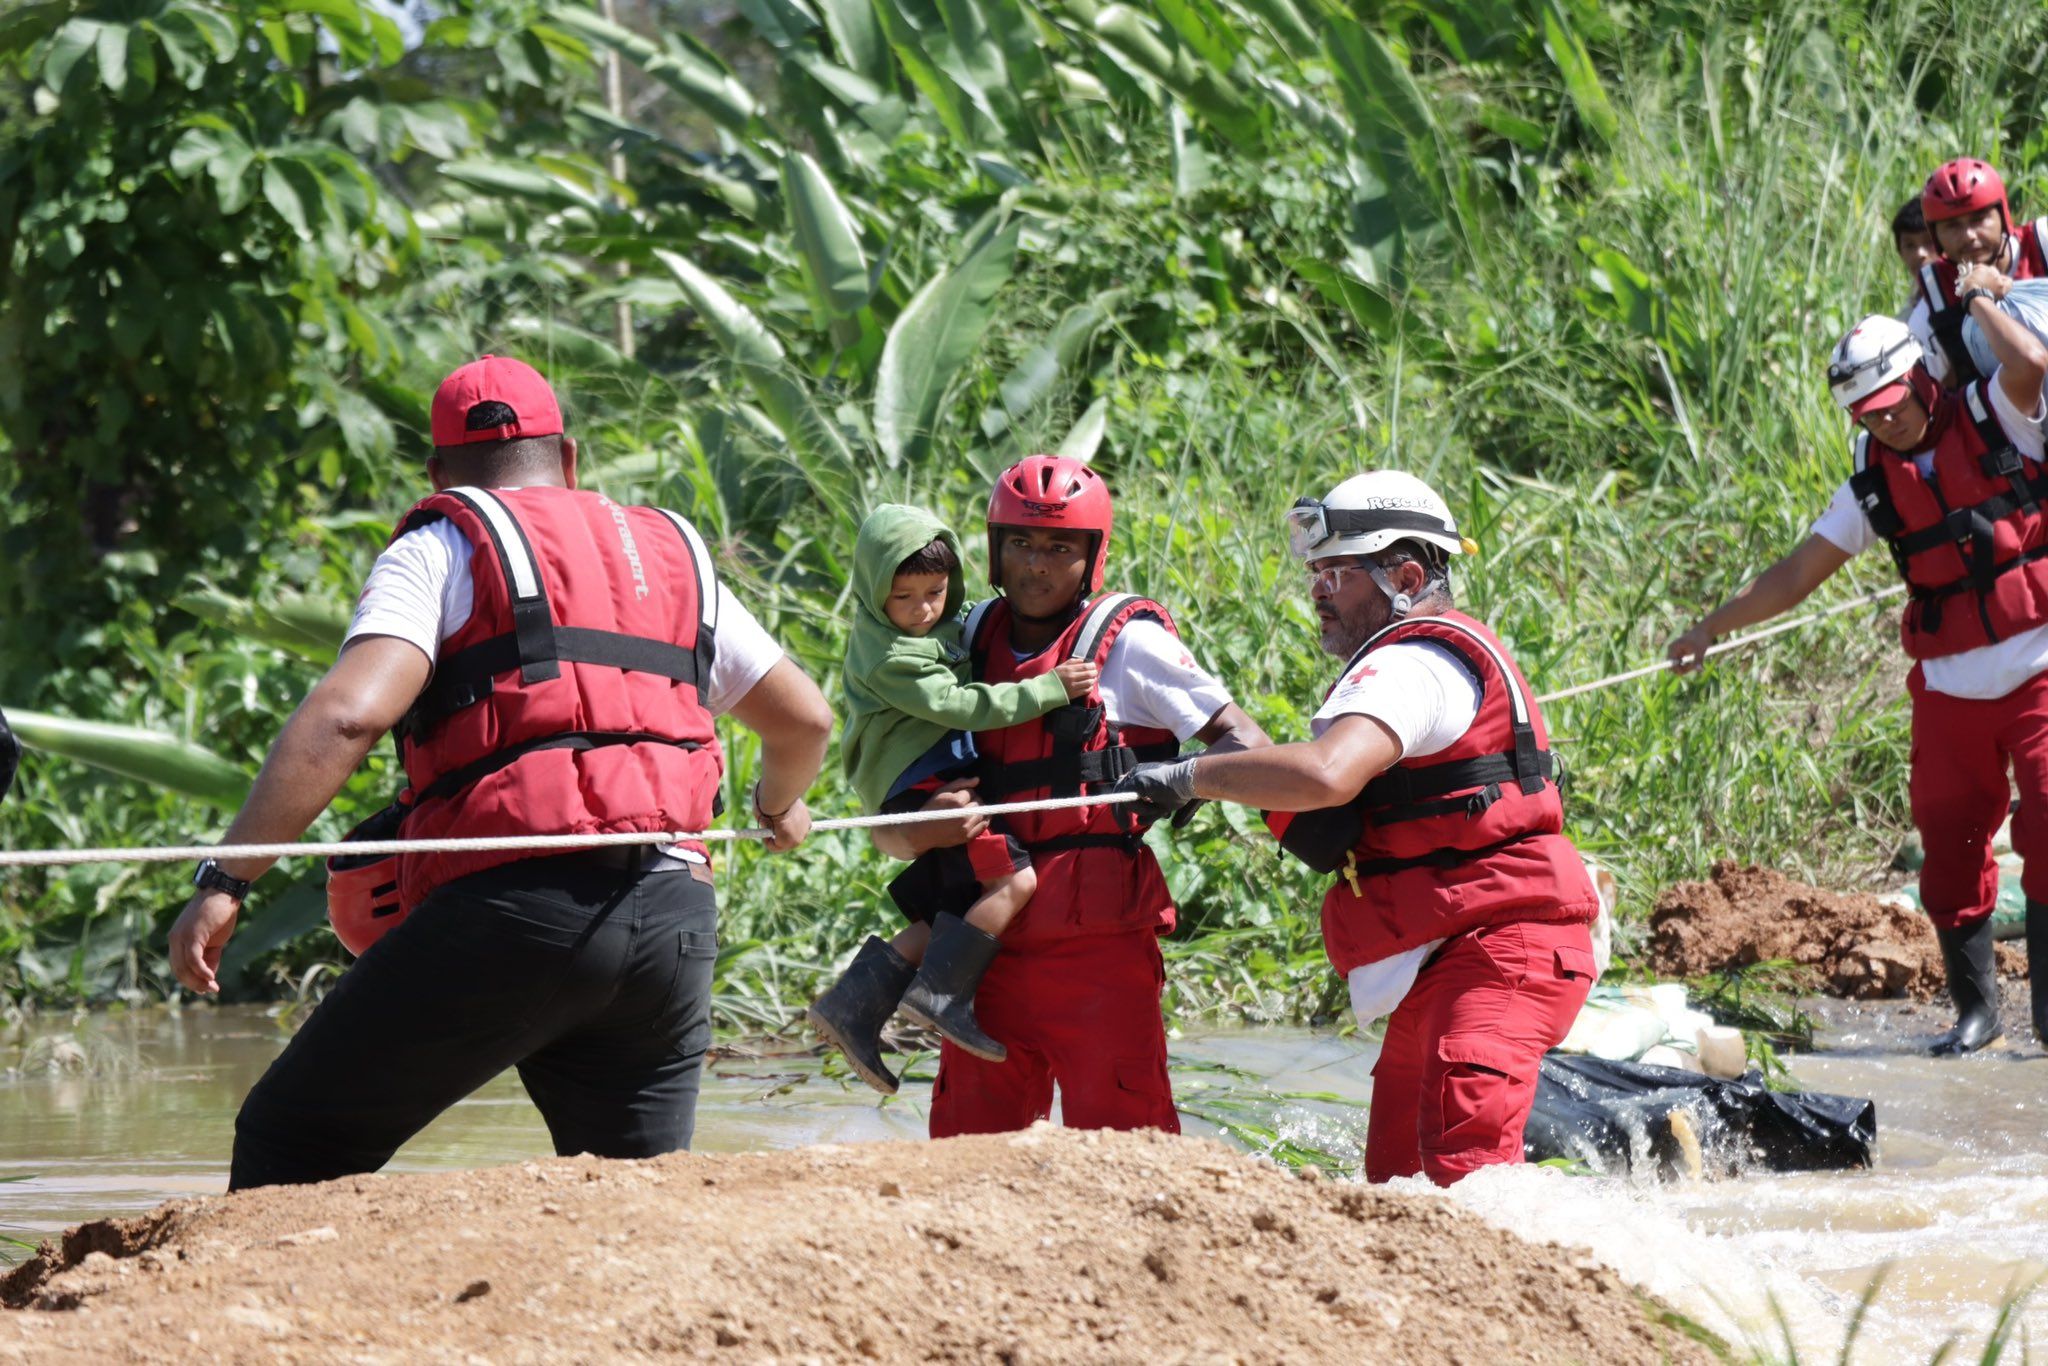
1922,157,2012,231
986,454,1113,592
325,805,408,956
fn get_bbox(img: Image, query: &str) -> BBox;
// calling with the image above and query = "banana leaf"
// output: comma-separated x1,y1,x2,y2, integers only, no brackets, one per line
6,709,250,809
175,586,349,664
781,151,872,340
981,290,1122,439
873,214,1020,466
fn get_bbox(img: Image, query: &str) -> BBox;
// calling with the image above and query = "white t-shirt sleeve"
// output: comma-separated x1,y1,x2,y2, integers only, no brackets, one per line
344,520,475,662
1096,619,1235,742
1987,371,2048,458
700,585,785,717
1809,477,1877,556
1310,640,1480,759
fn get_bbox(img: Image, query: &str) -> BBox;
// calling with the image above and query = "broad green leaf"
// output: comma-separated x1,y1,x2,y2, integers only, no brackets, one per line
6,709,250,809
41,18,102,90
1324,24,1433,143
868,0,974,144
0,2,66,59
737,0,819,49
438,157,604,211
1094,6,1262,149
1222,0,1316,60
874,216,1020,466
818,0,888,84
217,878,330,983
982,292,1121,439
1287,255,1394,338
547,6,759,134
654,249,859,476
782,151,871,326
1056,397,1109,463
262,159,313,237
1541,0,1617,145
174,586,348,664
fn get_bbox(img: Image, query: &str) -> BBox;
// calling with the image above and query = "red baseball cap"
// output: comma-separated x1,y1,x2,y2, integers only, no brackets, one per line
429,355,564,448
1847,379,1914,418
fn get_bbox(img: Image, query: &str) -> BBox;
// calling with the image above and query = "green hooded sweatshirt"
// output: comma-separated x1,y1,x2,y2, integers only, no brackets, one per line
841,504,1073,811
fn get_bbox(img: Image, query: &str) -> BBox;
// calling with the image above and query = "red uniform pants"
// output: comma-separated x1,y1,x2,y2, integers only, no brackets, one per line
1908,666,2048,930
1365,919,1597,1186
928,928,1179,1137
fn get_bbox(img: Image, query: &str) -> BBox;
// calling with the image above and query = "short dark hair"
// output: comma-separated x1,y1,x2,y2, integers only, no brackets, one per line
1892,195,1926,241
894,538,959,578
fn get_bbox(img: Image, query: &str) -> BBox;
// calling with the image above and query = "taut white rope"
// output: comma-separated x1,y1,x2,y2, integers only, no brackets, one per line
1533,583,1906,705
0,792,1141,869
0,582,1908,870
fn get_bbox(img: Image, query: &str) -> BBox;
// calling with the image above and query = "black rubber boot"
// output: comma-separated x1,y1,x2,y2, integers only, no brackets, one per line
896,914,1008,1063
2028,900,2048,1047
807,937,917,1095
1929,918,2003,1056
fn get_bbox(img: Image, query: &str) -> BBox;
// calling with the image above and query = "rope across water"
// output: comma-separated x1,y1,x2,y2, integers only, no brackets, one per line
0,583,1906,869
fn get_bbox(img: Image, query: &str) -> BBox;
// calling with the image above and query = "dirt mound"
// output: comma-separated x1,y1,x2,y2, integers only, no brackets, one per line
0,1126,1711,1363
1646,862,2023,999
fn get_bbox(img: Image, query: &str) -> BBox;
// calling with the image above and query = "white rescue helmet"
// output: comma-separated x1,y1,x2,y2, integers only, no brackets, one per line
1286,471,1473,564
1828,315,1924,416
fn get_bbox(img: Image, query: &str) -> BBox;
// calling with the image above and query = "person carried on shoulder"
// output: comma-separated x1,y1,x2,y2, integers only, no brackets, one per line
808,505,1097,1093
1907,157,2048,388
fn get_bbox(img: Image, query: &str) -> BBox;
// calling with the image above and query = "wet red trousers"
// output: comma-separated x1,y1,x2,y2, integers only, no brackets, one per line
1908,666,2048,930
1365,919,1597,1186
928,929,1179,1137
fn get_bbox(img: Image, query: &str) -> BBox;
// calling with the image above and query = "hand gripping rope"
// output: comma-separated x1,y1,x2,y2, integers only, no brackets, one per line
0,583,1905,870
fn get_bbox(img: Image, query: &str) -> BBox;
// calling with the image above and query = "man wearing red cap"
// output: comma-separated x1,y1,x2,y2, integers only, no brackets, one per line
168,355,833,1188
1670,303,2048,1055
870,455,1269,1135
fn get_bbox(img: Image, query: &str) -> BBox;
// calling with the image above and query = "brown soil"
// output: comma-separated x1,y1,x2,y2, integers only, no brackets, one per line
1646,861,2024,999
0,1126,1713,1364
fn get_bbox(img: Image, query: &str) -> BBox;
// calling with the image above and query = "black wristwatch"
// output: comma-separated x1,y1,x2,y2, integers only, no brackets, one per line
1961,287,1996,309
192,859,252,901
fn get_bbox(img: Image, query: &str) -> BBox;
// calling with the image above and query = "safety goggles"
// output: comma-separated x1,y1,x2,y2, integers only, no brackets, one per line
1285,497,1454,559
1305,558,1373,597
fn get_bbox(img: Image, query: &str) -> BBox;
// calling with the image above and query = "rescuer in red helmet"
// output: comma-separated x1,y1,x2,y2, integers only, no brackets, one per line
1671,303,2048,1056
167,355,833,1189
1908,158,2048,386
869,454,1270,1135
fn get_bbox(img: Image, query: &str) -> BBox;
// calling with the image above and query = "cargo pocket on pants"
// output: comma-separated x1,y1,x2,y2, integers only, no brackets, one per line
1428,1034,1531,1159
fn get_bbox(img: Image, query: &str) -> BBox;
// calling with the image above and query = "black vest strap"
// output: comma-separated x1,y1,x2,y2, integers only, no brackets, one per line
405,628,709,737
1920,262,1983,386
415,730,707,807
1341,832,1544,880
1360,750,1557,824
975,738,1179,800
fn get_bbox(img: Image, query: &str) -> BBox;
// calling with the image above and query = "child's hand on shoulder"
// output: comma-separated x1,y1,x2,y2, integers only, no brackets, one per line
1054,660,1100,699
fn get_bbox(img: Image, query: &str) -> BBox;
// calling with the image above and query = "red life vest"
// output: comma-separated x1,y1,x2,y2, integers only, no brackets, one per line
1915,217,2048,383
965,593,1184,950
390,485,725,911
1265,612,1596,976
1848,380,2048,660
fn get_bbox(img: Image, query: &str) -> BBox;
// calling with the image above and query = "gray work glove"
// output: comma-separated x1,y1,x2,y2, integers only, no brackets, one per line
1113,758,1203,828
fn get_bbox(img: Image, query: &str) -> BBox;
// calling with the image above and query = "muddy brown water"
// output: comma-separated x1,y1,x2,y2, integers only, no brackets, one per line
3,1003,2046,1359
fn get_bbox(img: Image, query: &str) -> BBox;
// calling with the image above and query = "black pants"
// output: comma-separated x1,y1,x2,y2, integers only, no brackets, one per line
229,855,718,1191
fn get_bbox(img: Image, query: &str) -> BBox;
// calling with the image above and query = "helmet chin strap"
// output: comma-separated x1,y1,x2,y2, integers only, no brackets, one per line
1367,564,1414,619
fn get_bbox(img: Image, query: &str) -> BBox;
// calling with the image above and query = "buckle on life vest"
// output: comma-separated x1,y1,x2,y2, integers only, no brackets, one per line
1340,850,1361,897
1465,782,1503,817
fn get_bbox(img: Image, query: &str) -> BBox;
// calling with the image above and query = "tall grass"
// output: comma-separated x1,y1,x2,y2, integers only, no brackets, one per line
5,0,2046,1012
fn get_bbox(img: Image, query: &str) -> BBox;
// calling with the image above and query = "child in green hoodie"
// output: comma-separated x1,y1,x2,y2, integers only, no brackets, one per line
808,504,1096,1095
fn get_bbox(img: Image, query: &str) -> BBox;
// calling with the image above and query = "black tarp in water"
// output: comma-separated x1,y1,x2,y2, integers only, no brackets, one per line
1524,1052,1877,1179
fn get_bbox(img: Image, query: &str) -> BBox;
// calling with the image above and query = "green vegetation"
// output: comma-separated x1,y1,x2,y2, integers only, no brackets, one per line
3,0,2045,1015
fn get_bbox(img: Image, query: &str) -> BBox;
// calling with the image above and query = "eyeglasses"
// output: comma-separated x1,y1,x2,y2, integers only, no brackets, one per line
1305,558,1373,597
